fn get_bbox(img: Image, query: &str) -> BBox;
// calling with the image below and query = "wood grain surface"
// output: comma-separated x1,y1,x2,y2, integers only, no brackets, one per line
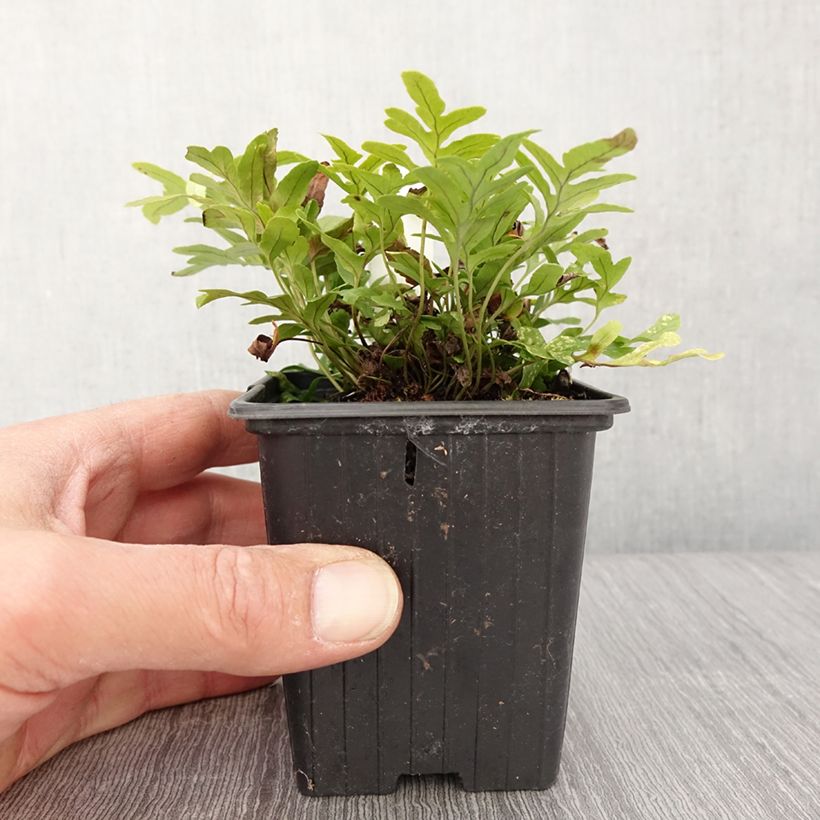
1,551,818,819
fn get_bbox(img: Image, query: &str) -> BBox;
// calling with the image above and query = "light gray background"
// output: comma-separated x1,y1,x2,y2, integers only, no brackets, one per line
0,1,817,552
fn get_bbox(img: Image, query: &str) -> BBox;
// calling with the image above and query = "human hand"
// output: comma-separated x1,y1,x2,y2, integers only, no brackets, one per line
0,391,402,790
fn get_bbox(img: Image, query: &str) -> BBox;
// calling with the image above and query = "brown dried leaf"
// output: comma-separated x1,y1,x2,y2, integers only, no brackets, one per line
454,365,471,387
303,163,330,209
499,321,518,341
443,333,461,356
506,220,524,238
247,325,280,362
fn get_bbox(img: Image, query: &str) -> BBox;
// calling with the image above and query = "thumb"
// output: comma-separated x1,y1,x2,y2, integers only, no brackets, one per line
7,532,403,683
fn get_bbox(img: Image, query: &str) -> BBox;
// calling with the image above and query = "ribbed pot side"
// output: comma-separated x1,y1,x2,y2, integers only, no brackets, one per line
239,400,622,796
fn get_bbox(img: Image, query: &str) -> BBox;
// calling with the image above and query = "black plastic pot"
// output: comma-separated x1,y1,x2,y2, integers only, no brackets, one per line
230,375,629,796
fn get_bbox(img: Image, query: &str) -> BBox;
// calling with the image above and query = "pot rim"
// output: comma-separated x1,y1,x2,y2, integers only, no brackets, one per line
229,375,630,420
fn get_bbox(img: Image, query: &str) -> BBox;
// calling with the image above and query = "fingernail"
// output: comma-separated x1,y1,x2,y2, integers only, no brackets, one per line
312,560,401,643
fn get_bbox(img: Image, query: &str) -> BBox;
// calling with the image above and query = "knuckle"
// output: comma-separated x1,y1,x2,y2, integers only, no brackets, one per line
0,534,53,634
0,531,70,688
202,547,285,651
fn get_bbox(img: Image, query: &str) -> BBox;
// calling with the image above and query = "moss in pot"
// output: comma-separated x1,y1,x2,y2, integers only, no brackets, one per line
130,71,721,795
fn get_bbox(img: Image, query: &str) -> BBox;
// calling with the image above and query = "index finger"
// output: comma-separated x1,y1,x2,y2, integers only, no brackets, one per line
98,389,259,490
1,390,259,495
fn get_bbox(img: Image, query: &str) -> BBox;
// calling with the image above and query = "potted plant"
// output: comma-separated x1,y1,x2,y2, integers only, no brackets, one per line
130,72,721,795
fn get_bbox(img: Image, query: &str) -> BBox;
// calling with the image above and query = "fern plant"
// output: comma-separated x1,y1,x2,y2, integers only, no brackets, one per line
130,71,721,401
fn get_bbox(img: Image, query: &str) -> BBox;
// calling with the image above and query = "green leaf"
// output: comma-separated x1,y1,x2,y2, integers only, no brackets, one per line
384,108,435,157
276,149,309,166
237,132,270,205
519,360,546,390
179,241,262,265
128,194,189,224
322,134,362,165
410,166,464,222
262,129,278,195
522,139,564,190
195,289,281,308
206,227,246,246
469,243,519,267
320,234,364,285
591,253,631,290
560,173,636,210
248,314,283,325
339,164,403,197
597,292,627,311
283,236,309,268
633,313,681,342
256,202,275,224
582,203,634,214
562,128,638,180
173,243,238,261
273,160,319,210
516,327,579,365
547,316,582,326
516,151,553,207
202,205,258,238
361,141,416,169
522,263,564,296
476,131,538,192
341,286,408,314
594,332,724,367
289,263,315,296
317,214,353,234
302,293,337,326
569,241,606,263
555,229,608,253
260,216,300,260
440,133,499,159
188,172,234,203
540,211,588,244
584,320,623,360
185,145,238,182
321,164,356,195
440,106,487,141
486,185,531,243
329,308,351,331
386,250,439,288
132,162,187,194
378,194,443,229
401,70,446,127
277,322,307,341
343,193,382,224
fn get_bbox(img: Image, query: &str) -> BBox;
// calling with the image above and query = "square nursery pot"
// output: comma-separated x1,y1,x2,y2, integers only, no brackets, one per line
230,375,629,796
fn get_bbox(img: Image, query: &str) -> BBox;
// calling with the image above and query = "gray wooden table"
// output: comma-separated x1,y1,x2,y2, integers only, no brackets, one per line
1,552,818,819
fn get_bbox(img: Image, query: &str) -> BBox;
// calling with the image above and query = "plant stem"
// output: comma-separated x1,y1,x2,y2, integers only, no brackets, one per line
310,349,344,392
352,313,369,348
310,259,320,293
416,220,428,322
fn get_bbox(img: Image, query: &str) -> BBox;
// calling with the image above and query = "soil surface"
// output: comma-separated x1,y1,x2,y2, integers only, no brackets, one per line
341,362,587,403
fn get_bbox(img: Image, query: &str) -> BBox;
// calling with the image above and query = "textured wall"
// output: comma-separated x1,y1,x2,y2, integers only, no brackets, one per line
0,1,817,552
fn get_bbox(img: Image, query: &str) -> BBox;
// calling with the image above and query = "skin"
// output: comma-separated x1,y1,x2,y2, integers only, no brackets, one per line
0,390,402,791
